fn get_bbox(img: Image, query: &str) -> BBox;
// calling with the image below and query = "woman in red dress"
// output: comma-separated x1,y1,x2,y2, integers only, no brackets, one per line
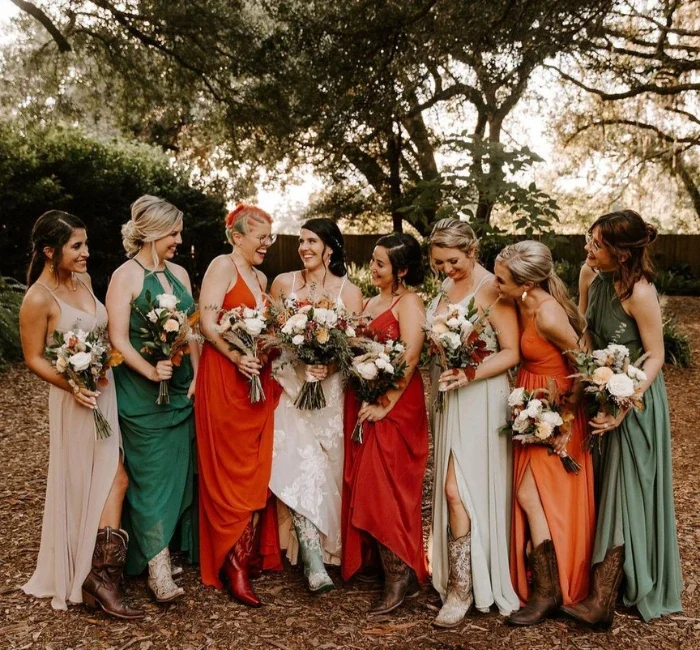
196,205,280,607
342,232,429,615
494,241,595,625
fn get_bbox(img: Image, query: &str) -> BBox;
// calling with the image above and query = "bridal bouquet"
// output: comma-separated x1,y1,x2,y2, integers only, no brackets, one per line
347,337,408,443
567,343,646,444
501,384,581,474
425,297,494,412
132,291,195,405
217,304,268,403
268,295,357,410
45,327,123,439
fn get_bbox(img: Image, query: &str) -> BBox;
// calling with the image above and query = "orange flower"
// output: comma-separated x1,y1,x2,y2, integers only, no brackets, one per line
108,349,125,368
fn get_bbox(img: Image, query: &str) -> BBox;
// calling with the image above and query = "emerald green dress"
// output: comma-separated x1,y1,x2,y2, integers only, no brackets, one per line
113,260,197,575
586,271,682,621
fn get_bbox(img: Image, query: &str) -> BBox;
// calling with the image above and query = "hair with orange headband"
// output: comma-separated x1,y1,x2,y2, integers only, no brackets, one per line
225,204,272,241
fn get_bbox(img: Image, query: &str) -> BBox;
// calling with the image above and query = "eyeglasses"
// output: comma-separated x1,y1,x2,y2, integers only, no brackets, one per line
253,233,277,246
585,232,603,253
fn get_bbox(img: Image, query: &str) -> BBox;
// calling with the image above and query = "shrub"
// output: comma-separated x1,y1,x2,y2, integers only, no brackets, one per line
663,316,692,368
655,265,700,297
0,276,24,371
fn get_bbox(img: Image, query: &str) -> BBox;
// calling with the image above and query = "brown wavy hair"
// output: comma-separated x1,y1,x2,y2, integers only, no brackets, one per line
590,210,657,301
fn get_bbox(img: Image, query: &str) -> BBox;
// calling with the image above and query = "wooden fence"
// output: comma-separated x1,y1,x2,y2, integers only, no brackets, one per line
257,233,700,279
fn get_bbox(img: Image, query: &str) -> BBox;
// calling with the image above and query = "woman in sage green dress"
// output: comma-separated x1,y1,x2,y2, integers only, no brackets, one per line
562,210,682,628
106,195,198,603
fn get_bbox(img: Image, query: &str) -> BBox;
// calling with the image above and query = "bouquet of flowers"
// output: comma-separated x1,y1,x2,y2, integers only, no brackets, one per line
347,337,408,443
45,326,123,439
501,384,581,474
425,297,494,412
132,291,195,405
567,343,647,445
216,304,268,403
268,295,357,410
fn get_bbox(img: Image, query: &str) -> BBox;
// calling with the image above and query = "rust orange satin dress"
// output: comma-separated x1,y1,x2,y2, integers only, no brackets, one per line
195,272,281,589
510,309,595,606
341,305,429,583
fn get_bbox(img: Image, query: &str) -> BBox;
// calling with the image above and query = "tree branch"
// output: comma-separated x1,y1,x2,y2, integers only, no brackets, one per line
10,0,71,52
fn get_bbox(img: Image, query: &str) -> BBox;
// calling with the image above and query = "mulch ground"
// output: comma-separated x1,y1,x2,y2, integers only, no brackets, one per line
1,296,699,650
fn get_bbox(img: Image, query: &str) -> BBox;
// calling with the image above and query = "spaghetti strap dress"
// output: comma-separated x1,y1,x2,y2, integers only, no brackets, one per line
112,260,196,574
342,296,429,582
427,276,520,615
586,271,682,620
509,306,595,606
22,280,121,609
196,265,281,588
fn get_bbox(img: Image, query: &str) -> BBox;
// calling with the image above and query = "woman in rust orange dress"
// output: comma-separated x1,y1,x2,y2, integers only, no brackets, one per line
494,241,595,626
342,233,429,616
196,205,280,607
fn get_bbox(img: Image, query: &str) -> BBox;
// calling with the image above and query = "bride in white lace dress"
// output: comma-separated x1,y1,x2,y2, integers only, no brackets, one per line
269,219,362,593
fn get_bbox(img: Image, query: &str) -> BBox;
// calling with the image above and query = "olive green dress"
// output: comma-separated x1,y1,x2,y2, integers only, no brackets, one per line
113,260,197,574
586,271,682,621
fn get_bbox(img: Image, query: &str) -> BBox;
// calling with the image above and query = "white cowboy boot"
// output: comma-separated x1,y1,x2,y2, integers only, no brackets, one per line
434,529,473,628
148,547,185,603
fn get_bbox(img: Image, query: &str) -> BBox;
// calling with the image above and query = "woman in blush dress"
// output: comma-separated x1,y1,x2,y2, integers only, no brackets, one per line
196,205,279,607
342,232,429,616
107,196,198,603
269,218,362,593
493,241,595,626
426,219,520,627
561,210,682,628
20,210,142,619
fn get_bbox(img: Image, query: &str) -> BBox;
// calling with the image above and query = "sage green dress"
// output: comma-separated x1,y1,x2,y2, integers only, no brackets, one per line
113,260,197,574
586,271,682,621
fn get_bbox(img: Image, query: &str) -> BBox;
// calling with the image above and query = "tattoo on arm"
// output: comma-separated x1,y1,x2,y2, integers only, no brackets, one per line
203,303,222,312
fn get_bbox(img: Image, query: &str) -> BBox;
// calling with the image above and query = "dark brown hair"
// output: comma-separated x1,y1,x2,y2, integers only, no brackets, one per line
27,210,86,288
589,209,657,301
375,232,425,288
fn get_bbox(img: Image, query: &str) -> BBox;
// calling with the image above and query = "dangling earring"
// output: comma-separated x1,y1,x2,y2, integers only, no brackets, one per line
521,290,528,302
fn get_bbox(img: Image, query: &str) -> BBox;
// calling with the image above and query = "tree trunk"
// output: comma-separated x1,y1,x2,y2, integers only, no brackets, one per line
387,130,403,233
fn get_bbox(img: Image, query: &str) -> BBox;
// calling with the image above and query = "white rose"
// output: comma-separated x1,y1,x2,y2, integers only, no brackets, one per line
324,310,338,328
242,307,256,319
393,342,405,353
513,411,531,433
591,349,610,366
282,313,308,335
69,351,92,372
244,318,265,336
540,410,563,428
525,399,543,418
157,293,179,310
608,344,629,357
606,373,635,398
431,318,449,335
446,317,461,329
439,331,461,350
313,308,329,325
627,365,647,383
460,320,474,337
346,327,356,338
163,318,180,333
508,387,527,407
535,421,554,440
375,358,394,374
355,361,378,381
292,334,305,346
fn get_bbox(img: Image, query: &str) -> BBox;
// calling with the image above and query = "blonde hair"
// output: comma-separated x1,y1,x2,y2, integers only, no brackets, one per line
122,195,183,266
428,218,478,265
225,204,272,245
496,240,586,336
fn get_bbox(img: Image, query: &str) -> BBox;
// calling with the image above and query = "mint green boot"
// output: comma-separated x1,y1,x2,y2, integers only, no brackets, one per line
291,511,335,594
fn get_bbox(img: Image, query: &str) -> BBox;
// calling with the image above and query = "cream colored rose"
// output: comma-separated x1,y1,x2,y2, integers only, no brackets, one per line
592,366,614,386
69,351,92,372
540,410,563,428
163,318,180,333
512,411,530,433
535,421,554,440
431,318,449,335
55,356,68,373
606,373,635,398
244,318,265,337
525,399,543,418
282,313,308,335
355,361,378,381
157,293,179,310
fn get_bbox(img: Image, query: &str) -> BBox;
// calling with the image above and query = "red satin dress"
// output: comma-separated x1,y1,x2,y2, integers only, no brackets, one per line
510,307,595,605
195,271,282,588
341,302,429,582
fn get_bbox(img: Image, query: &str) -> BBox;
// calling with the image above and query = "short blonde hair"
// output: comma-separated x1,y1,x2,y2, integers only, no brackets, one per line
122,195,183,265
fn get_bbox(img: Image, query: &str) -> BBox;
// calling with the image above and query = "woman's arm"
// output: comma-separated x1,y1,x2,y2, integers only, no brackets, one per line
19,286,98,408
358,292,425,423
342,282,364,316
199,256,260,378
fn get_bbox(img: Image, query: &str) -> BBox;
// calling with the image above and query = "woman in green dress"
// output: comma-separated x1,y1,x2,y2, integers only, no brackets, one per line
106,195,198,603
562,210,682,628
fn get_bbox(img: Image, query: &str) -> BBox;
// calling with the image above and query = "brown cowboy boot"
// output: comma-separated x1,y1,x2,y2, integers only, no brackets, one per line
82,527,144,619
560,545,624,630
220,519,261,608
369,544,419,615
507,539,562,626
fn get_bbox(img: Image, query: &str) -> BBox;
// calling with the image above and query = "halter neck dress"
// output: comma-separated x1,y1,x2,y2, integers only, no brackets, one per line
22,279,120,610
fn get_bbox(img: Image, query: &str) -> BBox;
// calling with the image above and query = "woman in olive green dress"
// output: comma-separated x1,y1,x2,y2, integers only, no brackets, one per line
106,195,198,603
562,210,682,628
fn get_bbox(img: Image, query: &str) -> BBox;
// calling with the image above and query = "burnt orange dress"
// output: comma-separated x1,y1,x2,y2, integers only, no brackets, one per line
509,308,595,606
195,271,281,588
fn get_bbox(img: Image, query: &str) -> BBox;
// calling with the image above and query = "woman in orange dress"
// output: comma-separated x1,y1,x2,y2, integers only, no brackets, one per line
494,241,595,625
342,233,429,616
196,205,280,607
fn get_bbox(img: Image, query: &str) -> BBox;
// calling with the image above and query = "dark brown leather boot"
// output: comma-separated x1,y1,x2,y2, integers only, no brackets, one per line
82,527,144,619
220,520,261,608
507,539,562,626
369,544,419,615
561,545,624,630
